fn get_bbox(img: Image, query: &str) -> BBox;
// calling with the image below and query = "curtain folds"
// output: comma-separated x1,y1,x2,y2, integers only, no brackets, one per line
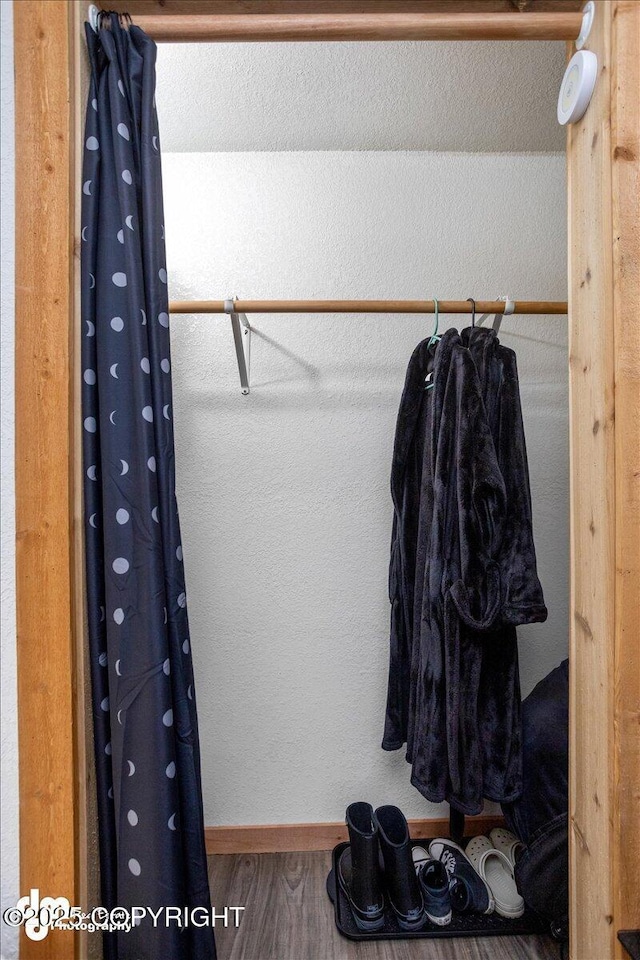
82,15,215,959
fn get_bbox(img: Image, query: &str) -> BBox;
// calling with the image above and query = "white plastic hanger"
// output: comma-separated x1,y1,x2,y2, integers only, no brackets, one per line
477,296,515,335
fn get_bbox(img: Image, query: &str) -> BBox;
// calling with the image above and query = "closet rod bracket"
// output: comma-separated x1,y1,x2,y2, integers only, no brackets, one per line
225,299,251,395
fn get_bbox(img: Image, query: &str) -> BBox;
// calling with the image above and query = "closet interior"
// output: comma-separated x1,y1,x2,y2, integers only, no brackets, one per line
156,27,568,958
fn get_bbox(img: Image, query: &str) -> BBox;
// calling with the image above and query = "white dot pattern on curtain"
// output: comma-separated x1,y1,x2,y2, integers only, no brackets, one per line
81,15,215,960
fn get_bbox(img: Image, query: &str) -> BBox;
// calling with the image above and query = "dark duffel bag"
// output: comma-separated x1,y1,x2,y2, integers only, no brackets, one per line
513,812,568,941
503,659,569,941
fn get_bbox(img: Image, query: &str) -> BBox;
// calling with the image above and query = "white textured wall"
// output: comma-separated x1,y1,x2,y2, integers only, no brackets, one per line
162,151,568,826
1,1,19,956
156,41,566,153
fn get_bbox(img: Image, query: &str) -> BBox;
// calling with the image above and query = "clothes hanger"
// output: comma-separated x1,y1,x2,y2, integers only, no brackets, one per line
425,298,440,390
428,298,440,347
476,295,515,334
492,295,515,334
467,297,477,328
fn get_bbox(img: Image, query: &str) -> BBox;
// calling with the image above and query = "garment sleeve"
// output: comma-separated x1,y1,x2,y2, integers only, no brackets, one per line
494,351,547,626
382,515,410,750
436,349,507,632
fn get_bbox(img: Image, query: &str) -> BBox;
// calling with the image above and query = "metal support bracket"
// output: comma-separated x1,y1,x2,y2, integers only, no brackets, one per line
225,298,251,395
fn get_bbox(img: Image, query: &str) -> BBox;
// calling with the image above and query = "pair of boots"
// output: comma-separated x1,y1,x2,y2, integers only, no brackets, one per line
337,802,425,932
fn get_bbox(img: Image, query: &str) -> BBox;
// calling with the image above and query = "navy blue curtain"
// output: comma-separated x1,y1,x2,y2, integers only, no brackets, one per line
82,15,215,959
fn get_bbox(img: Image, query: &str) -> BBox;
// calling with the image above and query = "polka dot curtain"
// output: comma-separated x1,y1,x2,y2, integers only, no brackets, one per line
82,16,215,960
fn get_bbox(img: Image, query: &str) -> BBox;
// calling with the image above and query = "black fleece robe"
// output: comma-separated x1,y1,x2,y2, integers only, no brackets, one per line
383,327,547,815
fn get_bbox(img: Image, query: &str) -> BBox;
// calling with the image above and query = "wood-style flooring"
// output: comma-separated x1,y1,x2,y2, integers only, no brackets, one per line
208,851,562,960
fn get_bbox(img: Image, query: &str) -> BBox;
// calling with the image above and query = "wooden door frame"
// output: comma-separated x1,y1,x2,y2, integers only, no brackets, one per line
13,2,638,958
566,4,639,959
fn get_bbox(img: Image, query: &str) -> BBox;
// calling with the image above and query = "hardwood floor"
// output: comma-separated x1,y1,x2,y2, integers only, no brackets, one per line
208,851,562,960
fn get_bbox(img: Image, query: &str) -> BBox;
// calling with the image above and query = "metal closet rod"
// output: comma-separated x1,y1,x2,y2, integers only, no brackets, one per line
133,12,582,43
168,299,568,315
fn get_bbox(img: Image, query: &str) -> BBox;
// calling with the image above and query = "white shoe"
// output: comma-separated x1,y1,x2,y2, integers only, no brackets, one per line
465,835,525,919
489,827,525,870
411,845,431,874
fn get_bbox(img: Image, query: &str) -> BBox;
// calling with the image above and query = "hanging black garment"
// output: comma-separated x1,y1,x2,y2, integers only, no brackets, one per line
383,328,546,815
383,337,435,757
461,325,547,628
82,16,215,959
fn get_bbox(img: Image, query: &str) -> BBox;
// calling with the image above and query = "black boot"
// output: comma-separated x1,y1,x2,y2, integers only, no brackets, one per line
337,802,385,931
374,805,425,931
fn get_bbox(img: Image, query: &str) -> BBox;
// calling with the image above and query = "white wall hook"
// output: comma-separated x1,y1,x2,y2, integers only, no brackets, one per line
224,299,251,395
576,1,595,50
88,4,101,33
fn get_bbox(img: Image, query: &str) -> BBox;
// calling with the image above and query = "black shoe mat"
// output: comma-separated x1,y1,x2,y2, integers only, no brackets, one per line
326,840,548,941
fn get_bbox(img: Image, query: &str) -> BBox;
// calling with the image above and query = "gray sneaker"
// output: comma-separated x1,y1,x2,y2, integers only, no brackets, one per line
417,859,452,926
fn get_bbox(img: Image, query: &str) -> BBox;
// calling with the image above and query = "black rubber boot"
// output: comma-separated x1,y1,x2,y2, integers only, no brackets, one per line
374,805,425,931
337,802,385,931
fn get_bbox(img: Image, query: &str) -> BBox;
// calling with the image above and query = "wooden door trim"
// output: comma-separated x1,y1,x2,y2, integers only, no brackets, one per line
14,3,80,958
567,3,640,958
567,5,616,956
610,1,640,954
